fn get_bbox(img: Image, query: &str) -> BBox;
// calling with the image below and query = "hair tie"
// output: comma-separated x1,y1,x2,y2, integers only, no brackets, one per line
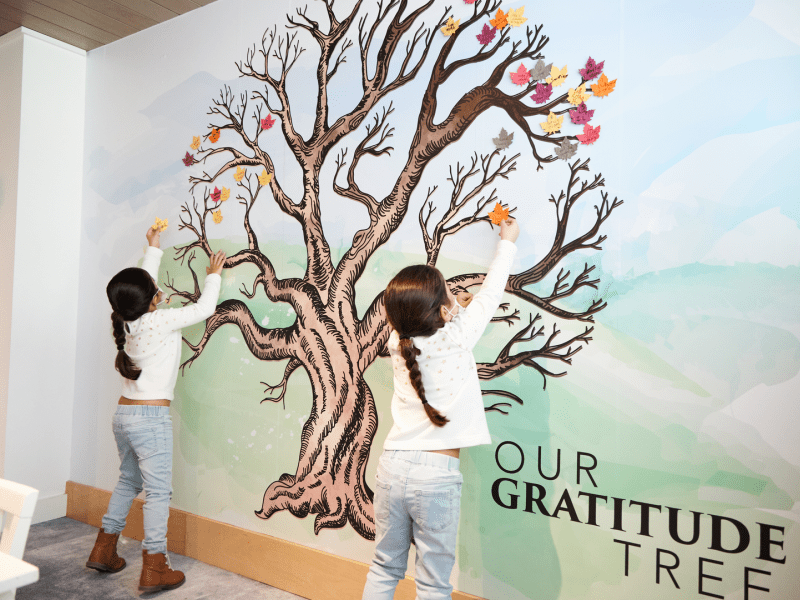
117,343,125,351
420,399,428,405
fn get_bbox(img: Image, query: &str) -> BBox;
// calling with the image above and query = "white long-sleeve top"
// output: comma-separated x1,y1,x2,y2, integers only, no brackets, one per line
383,239,517,450
120,246,221,400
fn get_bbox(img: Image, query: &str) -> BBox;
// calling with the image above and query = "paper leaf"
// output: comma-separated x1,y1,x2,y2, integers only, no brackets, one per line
540,112,564,134
554,138,578,161
464,0,476,3
507,7,527,27
476,23,496,45
212,210,223,224
530,59,552,81
530,83,553,104
190,136,201,150
220,187,230,202
233,166,246,182
441,16,460,36
259,169,273,186
490,9,508,29
546,64,568,87
576,123,601,145
153,217,169,232
567,83,591,106
488,203,510,226
591,73,617,97
261,114,276,130
579,56,605,81
211,186,221,202
492,128,514,150
182,152,194,167
209,128,220,143
569,102,595,125
510,63,531,86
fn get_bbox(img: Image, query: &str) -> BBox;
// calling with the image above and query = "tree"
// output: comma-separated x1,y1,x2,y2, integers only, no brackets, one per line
166,0,622,540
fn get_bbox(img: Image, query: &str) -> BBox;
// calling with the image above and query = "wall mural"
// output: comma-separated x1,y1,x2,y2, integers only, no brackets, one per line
163,0,620,540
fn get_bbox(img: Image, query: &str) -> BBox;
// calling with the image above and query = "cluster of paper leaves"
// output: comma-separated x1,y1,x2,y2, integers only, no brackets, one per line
546,65,568,87
510,63,530,85
209,128,220,143
530,82,553,104
488,202,509,225
182,152,194,167
493,128,514,150
153,217,168,232
554,138,578,161
261,114,275,130
190,136,201,150
540,112,563,134
476,23,496,45
441,16,460,36
569,102,594,125
567,83,591,106
576,123,601,144
259,169,273,186
579,57,604,81
212,210,223,224
234,166,246,182
591,73,616,97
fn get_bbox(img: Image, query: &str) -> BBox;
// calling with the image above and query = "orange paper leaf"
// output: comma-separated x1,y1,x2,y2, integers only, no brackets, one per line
488,203,509,225
490,9,508,29
209,128,220,143
591,73,617,97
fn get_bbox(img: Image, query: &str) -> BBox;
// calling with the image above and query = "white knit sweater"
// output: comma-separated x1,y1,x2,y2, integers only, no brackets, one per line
383,240,517,450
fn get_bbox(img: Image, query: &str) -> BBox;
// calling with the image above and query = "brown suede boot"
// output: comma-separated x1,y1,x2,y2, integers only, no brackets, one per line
85,529,126,573
139,550,185,592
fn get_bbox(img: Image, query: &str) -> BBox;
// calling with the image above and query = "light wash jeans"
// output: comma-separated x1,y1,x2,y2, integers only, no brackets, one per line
101,405,173,554
363,450,463,600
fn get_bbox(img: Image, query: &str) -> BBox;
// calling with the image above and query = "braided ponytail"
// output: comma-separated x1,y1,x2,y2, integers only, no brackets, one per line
399,337,449,427
106,267,156,381
111,311,141,380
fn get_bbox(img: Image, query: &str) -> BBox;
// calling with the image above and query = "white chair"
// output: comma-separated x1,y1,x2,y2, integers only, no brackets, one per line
0,479,39,600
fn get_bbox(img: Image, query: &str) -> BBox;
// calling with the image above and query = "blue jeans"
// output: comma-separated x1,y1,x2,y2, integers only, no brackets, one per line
363,450,463,600
101,405,173,554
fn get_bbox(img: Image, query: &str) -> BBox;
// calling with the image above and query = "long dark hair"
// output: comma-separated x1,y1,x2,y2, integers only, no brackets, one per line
106,267,157,380
384,265,450,427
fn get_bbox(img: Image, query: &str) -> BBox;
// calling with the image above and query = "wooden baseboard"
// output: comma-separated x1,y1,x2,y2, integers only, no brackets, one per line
65,481,485,600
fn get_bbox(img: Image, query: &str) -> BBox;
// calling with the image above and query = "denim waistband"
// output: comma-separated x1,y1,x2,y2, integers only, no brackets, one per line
383,449,460,471
114,405,171,417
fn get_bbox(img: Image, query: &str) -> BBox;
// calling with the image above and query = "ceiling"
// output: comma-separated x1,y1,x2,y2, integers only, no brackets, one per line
0,0,217,51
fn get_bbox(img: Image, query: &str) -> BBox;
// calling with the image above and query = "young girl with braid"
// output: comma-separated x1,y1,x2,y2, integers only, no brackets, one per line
85,225,225,593
363,217,520,600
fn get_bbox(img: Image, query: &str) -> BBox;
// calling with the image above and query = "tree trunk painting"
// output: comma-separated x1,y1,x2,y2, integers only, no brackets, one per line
166,0,623,540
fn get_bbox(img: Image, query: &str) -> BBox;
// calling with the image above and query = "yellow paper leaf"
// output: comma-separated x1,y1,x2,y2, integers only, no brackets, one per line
234,166,246,182
259,169,273,186
540,112,564,134
441,16,460,36
567,83,591,106
546,64,568,87
507,7,527,27
212,210,223,224
220,187,230,202
190,136,201,150
153,217,168,232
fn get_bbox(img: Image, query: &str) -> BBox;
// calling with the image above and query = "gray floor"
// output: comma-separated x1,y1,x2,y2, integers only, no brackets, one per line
17,517,307,599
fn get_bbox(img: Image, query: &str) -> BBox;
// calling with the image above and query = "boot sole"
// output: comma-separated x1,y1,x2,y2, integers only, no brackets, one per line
138,578,185,593
86,561,126,573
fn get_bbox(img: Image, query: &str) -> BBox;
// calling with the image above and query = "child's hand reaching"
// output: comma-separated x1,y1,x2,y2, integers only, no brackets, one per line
206,250,227,276
146,226,161,248
499,217,519,243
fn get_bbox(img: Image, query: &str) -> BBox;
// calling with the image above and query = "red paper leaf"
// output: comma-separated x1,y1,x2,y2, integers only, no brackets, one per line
211,186,221,202
182,152,194,167
510,63,531,86
579,57,605,81
261,114,276,130
530,83,553,104
576,123,601,145
476,23,496,45
569,102,595,125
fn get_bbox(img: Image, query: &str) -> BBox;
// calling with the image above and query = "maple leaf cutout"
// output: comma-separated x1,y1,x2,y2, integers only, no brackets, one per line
209,128,220,143
576,123,601,145
441,16,460,36
567,83,591,106
492,128,514,150
579,57,605,81
530,60,552,81
464,0,476,3
591,73,617,97
476,23,496,45
546,64,568,87
530,83,553,104
510,63,531,86
569,102,595,125
261,114,276,130
154,217,168,232
190,136,201,150
212,210,223,224
220,187,230,202
259,169,273,186
540,112,564,134
507,7,527,27
554,139,577,161
182,152,194,167
211,187,222,202
233,166,246,182
490,9,508,29
488,203,510,226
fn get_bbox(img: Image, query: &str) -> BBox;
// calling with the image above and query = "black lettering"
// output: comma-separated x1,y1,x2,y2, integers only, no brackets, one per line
630,500,662,537
578,492,607,526
495,441,524,474
537,446,560,480
698,557,724,599
611,497,626,532
524,482,551,516
756,522,786,564
613,539,640,577
577,451,598,487
551,489,581,523
667,506,702,545
656,548,680,589
709,514,750,554
744,567,771,599
491,478,518,510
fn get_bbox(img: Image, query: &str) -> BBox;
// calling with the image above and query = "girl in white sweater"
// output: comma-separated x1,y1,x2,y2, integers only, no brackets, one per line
363,217,519,600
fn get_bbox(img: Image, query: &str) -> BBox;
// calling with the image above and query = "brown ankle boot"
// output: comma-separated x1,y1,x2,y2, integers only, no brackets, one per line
86,529,126,573
139,550,185,592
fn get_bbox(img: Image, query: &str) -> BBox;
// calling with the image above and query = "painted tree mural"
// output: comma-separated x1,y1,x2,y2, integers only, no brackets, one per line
167,0,622,540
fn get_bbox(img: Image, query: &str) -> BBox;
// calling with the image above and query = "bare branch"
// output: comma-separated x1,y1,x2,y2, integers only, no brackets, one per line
261,358,303,408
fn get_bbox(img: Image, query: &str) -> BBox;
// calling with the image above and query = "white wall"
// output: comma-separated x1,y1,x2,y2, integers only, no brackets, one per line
0,28,86,521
